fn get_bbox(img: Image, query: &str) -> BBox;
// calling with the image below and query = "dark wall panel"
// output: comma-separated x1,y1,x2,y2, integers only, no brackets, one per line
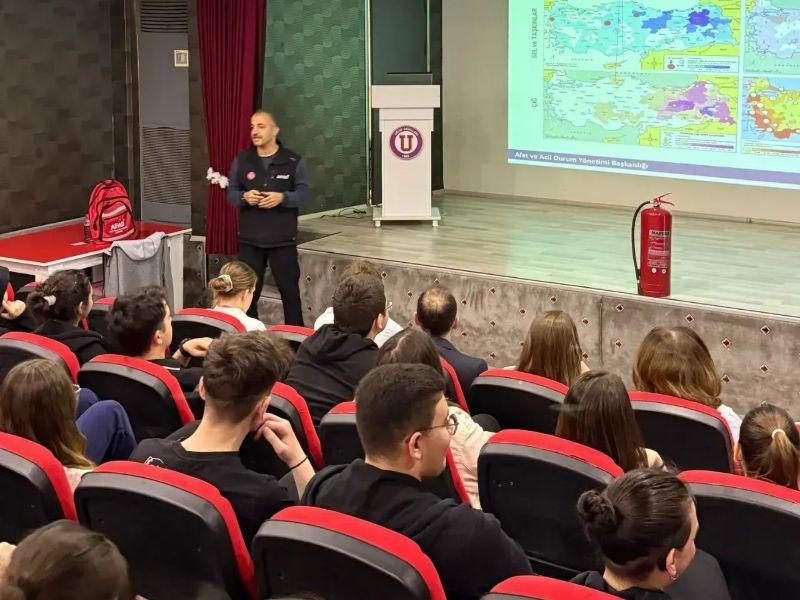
0,0,122,234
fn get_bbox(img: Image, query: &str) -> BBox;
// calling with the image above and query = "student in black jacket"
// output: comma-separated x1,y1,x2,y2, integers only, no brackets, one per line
107,286,211,416
28,270,111,365
302,363,531,600
285,272,387,425
573,469,730,600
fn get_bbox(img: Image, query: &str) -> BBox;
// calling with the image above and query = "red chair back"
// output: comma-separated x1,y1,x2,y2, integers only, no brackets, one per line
483,575,619,599
468,369,567,433
170,308,246,355
268,324,314,351
0,432,77,543
0,331,80,383
253,506,447,600
75,461,257,600
479,430,623,578
630,391,734,472
78,355,193,440
441,357,469,412
680,470,800,598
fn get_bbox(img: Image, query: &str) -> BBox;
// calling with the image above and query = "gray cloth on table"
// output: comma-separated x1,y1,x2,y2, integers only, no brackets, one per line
103,232,174,307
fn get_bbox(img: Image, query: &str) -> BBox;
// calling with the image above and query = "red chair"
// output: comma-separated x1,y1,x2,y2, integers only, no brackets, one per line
468,369,568,433
269,382,324,469
4,283,13,302
87,296,115,338
78,355,193,440
12,280,42,303
253,506,446,600
478,430,623,579
75,461,257,600
441,357,469,412
319,401,471,505
680,470,800,598
0,433,77,543
170,308,247,356
483,575,618,599
630,392,734,472
0,331,80,383
268,324,315,351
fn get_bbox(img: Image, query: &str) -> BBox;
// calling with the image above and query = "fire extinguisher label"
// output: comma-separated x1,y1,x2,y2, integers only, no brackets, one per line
646,230,671,270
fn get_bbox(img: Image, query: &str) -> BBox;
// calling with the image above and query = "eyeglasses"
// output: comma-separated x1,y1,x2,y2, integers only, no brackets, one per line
419,413,459,437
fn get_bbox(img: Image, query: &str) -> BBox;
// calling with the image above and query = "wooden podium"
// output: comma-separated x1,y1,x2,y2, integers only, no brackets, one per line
371,85,441,227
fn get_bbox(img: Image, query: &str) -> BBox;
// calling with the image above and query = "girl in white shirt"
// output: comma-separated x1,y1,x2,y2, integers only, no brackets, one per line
633,326,742,442
209,261,267,332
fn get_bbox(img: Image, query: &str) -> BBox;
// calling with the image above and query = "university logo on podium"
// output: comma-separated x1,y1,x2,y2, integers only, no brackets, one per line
389,125,423,160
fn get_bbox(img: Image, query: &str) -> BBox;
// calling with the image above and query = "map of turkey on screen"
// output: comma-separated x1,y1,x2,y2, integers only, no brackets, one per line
507,0,800,189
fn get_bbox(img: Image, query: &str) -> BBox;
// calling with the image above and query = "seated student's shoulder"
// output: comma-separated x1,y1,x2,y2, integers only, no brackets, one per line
128,437,179,466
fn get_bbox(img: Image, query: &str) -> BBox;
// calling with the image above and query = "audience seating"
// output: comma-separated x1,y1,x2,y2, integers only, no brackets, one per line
170,308,247,359
441,357,470,412
468,369,568,433
253,506,447,600
4,283,13,302
319,401,471,504
0,331,80,383
75,461,257,600
680,470,800,599
268,324,315,351
478,430,623,578
0,433,77,544
77,355,193,440
482,575,618,599
87,296,115,339
630,392,734,472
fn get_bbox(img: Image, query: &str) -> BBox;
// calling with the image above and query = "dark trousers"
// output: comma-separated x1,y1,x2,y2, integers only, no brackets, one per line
238,242,303,326
76,389,137,463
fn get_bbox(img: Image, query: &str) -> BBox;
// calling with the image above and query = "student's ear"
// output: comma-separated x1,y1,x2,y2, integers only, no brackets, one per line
153,329,164,347
734,443,742,465
665,548,678,580
413,312,420,326
198,378,206,401
406,431,424,462
452,316,460,331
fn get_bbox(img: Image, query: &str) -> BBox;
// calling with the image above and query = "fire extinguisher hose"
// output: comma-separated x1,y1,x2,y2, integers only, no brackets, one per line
631,201,650,295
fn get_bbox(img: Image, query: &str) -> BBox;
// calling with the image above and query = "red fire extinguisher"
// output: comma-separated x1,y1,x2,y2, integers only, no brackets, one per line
631,194,674,297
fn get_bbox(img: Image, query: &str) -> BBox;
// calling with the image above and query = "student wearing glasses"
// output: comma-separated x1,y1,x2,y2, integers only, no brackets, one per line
302,363,531,600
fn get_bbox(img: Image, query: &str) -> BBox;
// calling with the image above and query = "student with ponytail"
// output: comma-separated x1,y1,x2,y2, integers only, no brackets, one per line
573,469,730,599
29,270,111,365
208,261,266,331
737,403,800,490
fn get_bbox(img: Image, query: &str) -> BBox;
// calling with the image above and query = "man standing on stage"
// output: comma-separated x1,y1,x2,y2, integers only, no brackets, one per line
227,110,310,325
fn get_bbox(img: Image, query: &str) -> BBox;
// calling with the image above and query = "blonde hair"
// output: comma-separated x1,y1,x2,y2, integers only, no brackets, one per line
739,404,800,490
516,310,582,387
633,327,722,409
209,261,258,303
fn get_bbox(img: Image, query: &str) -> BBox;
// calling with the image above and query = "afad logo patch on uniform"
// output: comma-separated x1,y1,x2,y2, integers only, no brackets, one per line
246,171,256,181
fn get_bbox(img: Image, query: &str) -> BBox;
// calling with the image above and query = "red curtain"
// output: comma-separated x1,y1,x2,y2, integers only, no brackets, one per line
197,0,266,255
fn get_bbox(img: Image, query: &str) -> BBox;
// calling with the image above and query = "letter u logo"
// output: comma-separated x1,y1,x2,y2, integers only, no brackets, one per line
399,134,414,152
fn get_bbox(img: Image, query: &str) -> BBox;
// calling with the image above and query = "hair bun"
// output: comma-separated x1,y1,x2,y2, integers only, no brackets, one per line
210,273,233,293
577,489,618,537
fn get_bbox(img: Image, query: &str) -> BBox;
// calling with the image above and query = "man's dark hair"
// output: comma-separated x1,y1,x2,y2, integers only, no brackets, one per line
107,286,168,356
202,332,288,422
355,363,446,459
416,287,457,337
332,272,386,336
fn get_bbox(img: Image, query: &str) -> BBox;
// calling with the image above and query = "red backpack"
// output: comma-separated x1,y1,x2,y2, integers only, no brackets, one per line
87,180,136,243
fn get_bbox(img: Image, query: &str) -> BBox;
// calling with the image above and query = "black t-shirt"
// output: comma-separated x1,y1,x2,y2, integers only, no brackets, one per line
129,438,293,546
302,460,531,600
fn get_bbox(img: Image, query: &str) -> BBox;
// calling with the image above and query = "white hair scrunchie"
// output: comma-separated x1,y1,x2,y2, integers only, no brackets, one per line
44,295,57,307
217,273,233,292
772,428,786,440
